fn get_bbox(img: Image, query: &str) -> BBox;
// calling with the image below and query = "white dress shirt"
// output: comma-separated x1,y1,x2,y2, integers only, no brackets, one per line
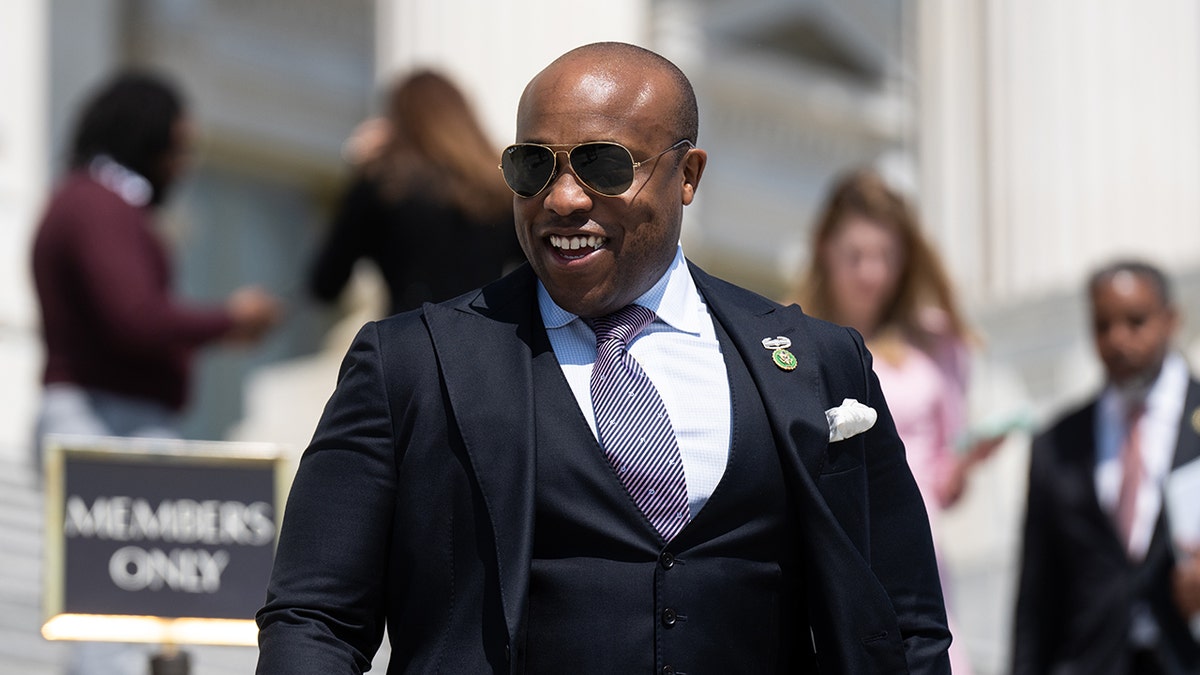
538,246,731,515
89,155,153,207
1095,351,1189,560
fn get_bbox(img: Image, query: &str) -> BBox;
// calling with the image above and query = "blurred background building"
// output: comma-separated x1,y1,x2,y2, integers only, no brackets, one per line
2,0,1200,673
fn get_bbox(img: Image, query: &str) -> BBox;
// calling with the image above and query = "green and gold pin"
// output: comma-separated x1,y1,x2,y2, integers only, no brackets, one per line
762,336,797,371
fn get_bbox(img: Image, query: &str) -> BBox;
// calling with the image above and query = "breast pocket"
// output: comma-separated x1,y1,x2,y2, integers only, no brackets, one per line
816,440,870,558
821,434,865,476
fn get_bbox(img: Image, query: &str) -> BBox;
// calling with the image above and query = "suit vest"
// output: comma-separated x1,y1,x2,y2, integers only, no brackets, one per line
523,317,813,674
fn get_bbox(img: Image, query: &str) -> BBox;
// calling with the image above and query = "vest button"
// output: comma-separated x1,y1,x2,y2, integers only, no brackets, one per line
661,607,678,626
659,551,675,569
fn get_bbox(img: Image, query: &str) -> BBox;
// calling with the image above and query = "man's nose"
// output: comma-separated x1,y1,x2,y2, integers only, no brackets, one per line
1105,322,1137,345
542,170,593,216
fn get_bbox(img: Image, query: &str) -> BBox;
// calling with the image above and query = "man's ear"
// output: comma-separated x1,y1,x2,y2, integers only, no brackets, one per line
680,148,707,206
1167,304,1182,336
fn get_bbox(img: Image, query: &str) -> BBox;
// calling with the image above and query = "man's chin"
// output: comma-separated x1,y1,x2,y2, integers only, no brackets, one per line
544,286,627,319
1110,364,1162,398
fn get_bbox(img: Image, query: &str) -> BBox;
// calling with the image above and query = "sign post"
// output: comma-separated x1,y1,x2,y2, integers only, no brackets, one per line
42,435,288,670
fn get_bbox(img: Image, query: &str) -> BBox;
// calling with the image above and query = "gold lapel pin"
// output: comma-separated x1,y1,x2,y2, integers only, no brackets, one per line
1190,407,1200,435
762,336,797,371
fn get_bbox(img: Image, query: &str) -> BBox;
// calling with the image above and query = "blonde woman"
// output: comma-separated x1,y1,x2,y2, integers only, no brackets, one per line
794,168,1001,675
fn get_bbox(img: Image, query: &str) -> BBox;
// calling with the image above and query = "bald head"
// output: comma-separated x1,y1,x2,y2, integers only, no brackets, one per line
520,42,699,144
508,41,708,319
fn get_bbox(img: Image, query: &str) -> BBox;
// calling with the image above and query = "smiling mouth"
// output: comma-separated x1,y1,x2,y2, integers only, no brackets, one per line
549,234,608,260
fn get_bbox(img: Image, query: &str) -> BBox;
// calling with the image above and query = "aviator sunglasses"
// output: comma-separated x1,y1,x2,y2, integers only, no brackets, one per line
499,139,694,198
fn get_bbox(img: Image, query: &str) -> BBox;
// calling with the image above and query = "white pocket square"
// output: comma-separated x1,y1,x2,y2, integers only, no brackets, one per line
825,398,878,442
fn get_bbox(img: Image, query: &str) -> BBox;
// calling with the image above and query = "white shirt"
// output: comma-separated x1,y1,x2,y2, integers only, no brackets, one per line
89,155,153,207
1095,351,1189,560
538,246,731,515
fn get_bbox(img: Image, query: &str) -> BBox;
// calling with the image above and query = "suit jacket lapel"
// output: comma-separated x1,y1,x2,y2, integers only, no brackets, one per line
1075,380,1200,565
1171,378,1200,469
691,263,924,664
690,266,828,478
1145,378,1200,567
1051,402,1137,563
1125,378,1200,583
422,265,540,654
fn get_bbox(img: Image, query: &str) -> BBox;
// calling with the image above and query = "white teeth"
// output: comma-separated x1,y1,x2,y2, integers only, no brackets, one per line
550,234,607,251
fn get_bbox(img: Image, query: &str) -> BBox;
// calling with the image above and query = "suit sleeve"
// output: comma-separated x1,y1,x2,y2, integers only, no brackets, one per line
850,330,953,674
1012,433,1062,675
256,322,396,674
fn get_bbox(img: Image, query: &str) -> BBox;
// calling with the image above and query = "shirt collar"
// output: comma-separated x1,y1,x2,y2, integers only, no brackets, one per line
537,245,705,335
1100,350,1189,419
88,155,153,208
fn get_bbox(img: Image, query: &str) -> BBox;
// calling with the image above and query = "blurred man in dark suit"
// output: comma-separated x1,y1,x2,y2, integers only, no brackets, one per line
1014,260,1200,674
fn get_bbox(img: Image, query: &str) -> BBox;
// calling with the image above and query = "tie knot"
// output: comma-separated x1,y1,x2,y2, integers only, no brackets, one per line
587,304,656,346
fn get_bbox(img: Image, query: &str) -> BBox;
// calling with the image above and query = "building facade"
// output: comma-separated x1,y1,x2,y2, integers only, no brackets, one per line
2,1,1199,673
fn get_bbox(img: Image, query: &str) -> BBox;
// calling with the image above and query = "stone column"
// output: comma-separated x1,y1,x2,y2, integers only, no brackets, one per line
0,1,48,330
0,1,49,464
917,0,1200,304
0,0,124,465
373,0,650,145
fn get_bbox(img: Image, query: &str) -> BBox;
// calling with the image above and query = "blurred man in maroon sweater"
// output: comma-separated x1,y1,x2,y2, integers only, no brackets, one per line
31,71,281,457
31,69,283,675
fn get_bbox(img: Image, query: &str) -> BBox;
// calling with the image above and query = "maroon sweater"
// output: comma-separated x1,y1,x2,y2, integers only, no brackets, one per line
32,171,234,410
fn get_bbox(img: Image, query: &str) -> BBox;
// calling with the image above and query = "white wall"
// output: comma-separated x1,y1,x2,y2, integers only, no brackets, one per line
918,0,1200,306
0,1,50,464
917,4,1200,672
375,0,652,149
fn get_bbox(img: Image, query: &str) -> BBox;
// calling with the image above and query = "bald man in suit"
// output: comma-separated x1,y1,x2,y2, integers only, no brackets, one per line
257,42,950,674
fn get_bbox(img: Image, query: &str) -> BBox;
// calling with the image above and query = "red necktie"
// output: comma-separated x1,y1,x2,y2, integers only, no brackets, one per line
1115,401,1145,557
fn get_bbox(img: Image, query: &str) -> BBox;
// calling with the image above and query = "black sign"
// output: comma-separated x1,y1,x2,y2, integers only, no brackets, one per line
45,441,281,627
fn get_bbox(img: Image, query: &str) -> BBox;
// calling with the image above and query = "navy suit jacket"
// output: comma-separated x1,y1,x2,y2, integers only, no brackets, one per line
1013,377,1200,675
256,262,951,674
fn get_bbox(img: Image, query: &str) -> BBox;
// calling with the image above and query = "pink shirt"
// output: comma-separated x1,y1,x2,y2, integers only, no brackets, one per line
872,331,968,525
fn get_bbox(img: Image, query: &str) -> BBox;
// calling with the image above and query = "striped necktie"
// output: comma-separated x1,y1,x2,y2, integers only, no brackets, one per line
1115,400,1146,558
587,304,690,541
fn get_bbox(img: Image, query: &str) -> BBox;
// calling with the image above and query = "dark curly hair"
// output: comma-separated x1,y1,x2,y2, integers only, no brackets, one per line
68,71,186,204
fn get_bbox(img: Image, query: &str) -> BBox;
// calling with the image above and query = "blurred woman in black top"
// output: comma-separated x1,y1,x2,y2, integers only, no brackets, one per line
310,70,523,315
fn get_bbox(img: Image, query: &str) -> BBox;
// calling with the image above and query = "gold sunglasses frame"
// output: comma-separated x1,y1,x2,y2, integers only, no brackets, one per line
499,139,694,198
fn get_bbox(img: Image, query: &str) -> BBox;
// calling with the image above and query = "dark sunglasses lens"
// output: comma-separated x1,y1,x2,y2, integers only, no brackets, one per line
571,143,634,195
502,145,555,197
